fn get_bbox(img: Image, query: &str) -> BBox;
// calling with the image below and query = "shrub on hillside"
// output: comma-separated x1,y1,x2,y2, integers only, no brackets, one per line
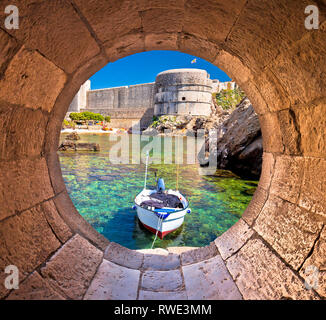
213,87,245,110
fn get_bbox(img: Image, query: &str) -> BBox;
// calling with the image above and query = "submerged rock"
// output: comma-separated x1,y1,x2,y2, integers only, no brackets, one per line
66,131,81,140
199,98,262,180
58,140,100,151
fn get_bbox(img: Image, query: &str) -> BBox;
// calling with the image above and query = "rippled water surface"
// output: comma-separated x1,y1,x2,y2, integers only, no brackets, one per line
59,132,258,249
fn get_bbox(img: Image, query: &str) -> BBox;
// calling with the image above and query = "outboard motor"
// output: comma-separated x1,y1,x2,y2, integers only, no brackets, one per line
157,178,165,192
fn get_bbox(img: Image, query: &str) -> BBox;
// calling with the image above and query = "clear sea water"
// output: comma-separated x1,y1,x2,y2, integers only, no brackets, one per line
58,132,258,249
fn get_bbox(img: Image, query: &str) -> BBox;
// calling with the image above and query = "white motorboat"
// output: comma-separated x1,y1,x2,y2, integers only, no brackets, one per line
133,185,190,239
132,152,190,240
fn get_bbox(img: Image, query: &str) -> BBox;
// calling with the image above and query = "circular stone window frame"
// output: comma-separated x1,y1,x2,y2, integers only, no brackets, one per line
1,1,325,300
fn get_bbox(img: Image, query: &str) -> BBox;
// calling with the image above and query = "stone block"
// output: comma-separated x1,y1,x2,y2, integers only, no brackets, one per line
254,196,324,270
181,242,218,266
254,68,290,113
242,187,268,226
258,152,275,191
183,255,242,300
300,226,326,298
178,33,219,63
141,269,183,291
277,109,303,155
138,290,187,300
73,0,141,43
0,254,10,299
142,252,180,271
226,0,309,73
145,33,178,51
0,29,19,76
258,113,284,153
269,155,304,203
214,50,252,86
167,247,197,255
104,242,144,269
6,272,64,300
240,79,269,116
41,200,73,243
0,157,54,221
0,103,48,160
41,234,103,300
45,152,67,195
0,0,100,73
183,0,245,43
270,29,326,105
294,102,326,158
0,205,61,297
105,33,145,63
226,239,318,300
215,219,253,260
142,9,184,33
135,0,185,10
0,47,66,113
84,260,140,300
299,157,326,218
137,248,169,255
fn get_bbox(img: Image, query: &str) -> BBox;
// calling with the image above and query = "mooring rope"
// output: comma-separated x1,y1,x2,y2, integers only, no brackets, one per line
151,214,164,249
176,137,179,191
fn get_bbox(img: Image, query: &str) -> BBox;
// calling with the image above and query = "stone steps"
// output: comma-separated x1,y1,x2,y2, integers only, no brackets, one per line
84,241,242,300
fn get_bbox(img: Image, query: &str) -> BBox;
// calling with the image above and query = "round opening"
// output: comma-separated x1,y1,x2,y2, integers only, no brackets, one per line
59,51,261,250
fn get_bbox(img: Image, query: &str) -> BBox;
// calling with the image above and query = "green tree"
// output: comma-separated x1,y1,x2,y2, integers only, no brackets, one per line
213,87,245,110
69,111,104,121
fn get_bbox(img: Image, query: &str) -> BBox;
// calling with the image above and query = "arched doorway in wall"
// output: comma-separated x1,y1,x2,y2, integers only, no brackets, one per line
0,0,325,300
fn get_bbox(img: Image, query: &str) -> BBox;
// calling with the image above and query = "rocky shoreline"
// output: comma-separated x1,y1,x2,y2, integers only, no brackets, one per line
142,98,262,179
199,98,262,179
59,132,100,151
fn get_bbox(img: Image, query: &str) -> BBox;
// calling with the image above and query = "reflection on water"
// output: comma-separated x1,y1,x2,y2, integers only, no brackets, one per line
58,133,258,249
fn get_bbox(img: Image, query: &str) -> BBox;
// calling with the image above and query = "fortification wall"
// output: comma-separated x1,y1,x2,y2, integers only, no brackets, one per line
68,80,91,112
67,69,236,127
86,83,155,110
80,107,154,129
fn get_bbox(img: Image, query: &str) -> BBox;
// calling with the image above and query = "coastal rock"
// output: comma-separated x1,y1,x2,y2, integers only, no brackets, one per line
142,127,159,136
66,131,80,140
199,98,262,179
76,143,100,151
143,114,226,136
58,141,100,151
58,140,75,151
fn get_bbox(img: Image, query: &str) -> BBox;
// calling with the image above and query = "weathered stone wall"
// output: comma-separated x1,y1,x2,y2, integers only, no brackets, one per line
87,82,155,110
68,80,91,112
69,82,155,128
0,0,325,300
211,79,236,93
80,107,154,129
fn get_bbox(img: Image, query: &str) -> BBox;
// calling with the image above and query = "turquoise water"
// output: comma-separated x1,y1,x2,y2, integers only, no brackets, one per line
58,133,258,249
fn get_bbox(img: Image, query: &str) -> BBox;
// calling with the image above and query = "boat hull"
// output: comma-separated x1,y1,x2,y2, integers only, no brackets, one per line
135,205,187,239
140,221,179,239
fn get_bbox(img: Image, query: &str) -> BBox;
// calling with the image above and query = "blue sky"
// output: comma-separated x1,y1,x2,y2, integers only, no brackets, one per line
90,50,231,90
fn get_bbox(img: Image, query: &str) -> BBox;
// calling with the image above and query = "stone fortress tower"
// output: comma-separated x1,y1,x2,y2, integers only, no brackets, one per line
68,68,236,128
154,69,213,116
